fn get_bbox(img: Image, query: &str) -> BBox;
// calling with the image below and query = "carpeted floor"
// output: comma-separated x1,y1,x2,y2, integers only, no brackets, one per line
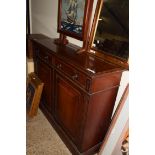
26,109,72,155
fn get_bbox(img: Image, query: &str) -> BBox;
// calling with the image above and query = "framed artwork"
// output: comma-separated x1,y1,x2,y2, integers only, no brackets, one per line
26,73,44,118
57,0,94,41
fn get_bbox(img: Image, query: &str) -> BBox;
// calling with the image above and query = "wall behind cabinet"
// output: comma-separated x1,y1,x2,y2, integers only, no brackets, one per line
30,0,58,39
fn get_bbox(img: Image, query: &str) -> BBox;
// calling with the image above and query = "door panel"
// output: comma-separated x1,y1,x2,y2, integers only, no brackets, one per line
54,72,87,145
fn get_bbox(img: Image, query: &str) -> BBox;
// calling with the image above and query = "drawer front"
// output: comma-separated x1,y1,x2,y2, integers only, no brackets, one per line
55,59,91,91
37,46,53,66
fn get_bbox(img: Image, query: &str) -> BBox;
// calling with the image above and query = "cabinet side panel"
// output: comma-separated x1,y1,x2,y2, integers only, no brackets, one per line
81,87,119,151
91,72,122,93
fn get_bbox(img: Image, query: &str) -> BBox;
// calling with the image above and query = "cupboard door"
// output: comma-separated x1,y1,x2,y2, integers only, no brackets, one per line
36,59,53,112
54,72,87,145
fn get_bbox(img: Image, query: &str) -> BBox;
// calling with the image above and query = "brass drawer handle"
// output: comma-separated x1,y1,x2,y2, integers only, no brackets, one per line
72,74,78,80
56,64,62,69
44,56,49,60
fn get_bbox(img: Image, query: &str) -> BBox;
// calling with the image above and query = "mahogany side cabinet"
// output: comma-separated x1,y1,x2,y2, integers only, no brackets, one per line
27,34,124,155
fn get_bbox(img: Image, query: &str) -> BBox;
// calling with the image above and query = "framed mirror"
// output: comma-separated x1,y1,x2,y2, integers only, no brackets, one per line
88,0,129,68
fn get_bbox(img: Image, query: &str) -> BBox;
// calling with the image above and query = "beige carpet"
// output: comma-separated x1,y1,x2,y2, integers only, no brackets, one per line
26,109,71,155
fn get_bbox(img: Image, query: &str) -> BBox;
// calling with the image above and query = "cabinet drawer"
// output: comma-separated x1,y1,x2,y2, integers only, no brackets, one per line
55,59,91,91
37,47,53,66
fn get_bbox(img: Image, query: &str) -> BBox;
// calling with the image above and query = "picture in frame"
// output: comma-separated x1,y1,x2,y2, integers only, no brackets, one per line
57,0,94,41
26,73,44,118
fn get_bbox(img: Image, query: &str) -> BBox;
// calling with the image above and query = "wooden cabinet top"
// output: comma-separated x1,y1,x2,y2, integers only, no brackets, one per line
28,34,125,77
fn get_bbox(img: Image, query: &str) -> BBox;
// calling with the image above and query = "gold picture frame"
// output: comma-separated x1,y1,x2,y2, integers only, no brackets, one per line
26,73,44,118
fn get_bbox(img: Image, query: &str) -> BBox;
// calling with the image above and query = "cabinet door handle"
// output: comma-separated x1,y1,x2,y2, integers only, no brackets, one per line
72,74,78,80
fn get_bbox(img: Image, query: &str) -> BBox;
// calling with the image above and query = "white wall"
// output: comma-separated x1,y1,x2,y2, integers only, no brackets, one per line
113,71,129,116
30,0,58,36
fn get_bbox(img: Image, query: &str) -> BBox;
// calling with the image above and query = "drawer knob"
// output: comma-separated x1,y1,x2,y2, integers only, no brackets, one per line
72,74,78,80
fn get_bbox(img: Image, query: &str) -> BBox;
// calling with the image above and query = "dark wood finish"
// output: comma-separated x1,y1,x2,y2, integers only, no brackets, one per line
35,58,53,112
54,58,90,91
28,34,125,155
26,0,30,34
88,0,129,69
81,86,119,151
54,33,69,45
26,38,33,58
76,0,95,53
27,34,50,58
36,59,52,110
37,44,53,66
54,72,88,147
